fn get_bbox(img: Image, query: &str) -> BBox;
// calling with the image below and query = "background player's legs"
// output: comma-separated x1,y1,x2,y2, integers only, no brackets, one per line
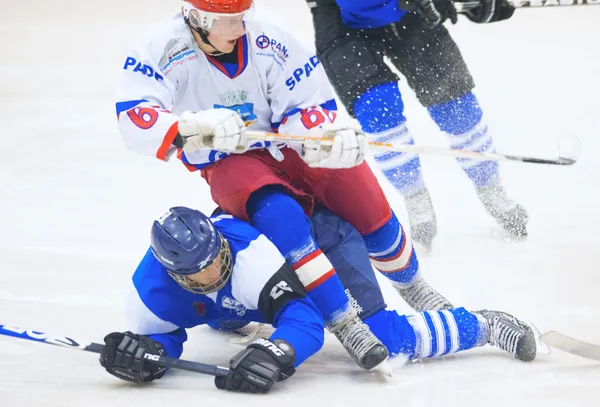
388,15,528,238
311,3,436,250
353,83,437,250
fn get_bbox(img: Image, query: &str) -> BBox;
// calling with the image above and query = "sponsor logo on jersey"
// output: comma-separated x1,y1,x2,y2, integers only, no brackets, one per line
221,296,247,316
159,38,198,75
270,280,293,300
214,103,257,122
123,57,164,81
285,56,321,91
215,90,258,122
255,34,289,70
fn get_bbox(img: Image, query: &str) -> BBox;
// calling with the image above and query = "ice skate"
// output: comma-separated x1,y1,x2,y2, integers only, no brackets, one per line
475,310,537,362
393,274,453,311
330,308,389,370
476,182,528,239
405,189,437,252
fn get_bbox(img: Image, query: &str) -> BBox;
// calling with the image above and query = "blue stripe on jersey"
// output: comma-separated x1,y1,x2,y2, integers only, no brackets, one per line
116,99,148,116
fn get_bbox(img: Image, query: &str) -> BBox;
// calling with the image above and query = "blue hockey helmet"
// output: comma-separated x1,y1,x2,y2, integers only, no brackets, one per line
151,206,232,294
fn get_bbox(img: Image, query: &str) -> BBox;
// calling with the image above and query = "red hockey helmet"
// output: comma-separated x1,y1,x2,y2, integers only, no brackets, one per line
182,0,254,37
186,0,253,13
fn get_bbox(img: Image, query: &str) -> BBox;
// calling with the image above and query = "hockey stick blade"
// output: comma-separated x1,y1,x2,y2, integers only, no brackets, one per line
0,324,230,377
540,331,600,361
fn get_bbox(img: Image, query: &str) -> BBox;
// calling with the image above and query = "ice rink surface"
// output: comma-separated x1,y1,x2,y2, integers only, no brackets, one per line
1,1,599,406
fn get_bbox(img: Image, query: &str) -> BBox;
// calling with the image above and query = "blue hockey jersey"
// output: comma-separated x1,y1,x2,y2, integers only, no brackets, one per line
335,0,408,28
127,213,324,366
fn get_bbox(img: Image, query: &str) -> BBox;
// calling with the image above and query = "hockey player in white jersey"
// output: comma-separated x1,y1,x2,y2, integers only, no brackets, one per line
115,0,454,372
99,205,537,394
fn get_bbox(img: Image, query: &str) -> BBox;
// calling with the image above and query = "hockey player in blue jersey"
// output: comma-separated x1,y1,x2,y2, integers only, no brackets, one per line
307,0,527,250
99,206,537,394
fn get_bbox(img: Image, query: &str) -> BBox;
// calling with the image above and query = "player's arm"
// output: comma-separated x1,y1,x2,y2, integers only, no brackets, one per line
265,28,367,170
115,40,183,162
99,249,189,383
215,227,324,394
116,39,250,164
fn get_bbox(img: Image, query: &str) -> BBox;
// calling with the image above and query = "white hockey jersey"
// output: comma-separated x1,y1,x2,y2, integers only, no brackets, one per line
115,12,339,170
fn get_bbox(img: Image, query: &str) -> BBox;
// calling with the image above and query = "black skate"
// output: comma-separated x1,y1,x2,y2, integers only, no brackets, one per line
330,308,388,370
405,189,437,252
393,274,453,311
475,309,537,362
476,182,528,239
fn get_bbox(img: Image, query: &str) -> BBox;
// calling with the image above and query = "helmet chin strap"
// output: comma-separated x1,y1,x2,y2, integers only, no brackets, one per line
184,17,226,56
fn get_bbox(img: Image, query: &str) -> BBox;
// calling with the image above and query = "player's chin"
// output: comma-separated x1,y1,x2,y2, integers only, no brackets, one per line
217,40,237,53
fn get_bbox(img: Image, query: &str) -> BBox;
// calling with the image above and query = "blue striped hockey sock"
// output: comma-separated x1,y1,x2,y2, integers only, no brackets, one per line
365,308,488,359
354,82,426,196
428,92,499,188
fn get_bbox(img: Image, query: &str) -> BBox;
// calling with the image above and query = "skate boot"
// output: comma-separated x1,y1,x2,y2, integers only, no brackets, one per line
405,189,437,252
475,309,537,362
393,274,453,311
330,308,388,370
476,182,528,239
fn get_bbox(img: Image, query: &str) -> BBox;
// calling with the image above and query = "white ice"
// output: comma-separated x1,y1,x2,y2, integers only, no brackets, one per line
1,0,599,406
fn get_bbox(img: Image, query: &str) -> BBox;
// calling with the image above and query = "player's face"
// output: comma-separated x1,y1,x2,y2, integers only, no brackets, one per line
206,16,246,53
188,256,222,286
168,238,232,294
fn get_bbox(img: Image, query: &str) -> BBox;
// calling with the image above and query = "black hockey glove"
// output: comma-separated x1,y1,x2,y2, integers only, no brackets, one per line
215,338,296,394
433,0,458,24
100,331,167,383
459,0,515,23
398,0,443,29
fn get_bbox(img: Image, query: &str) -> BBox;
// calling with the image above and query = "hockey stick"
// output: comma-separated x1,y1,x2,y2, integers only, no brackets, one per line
247,130,580,166
540,331,600,361
455,0,600,12
0,324,230,377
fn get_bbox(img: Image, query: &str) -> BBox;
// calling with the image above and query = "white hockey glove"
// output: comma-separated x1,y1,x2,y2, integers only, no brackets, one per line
301,126,367,169
178,109,248,154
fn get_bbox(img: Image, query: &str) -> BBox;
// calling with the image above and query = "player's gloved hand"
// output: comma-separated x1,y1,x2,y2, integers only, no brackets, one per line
458,0,515,23
99,331,167,383
433,0,458,24
214,338,296,394
178,109,248,154
398,0,443,29
301,126,367,169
